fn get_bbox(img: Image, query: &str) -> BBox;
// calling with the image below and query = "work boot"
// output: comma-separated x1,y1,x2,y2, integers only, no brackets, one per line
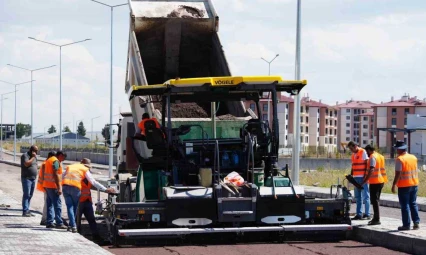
67,226,71,232
368,219,381,225
55,224,68,230
398,226,410,231
46,224,55,229
413,223,420,230
22,212,31,217
72,227,77,233
351,215,363,220
363,214,372,220
40,220,46,226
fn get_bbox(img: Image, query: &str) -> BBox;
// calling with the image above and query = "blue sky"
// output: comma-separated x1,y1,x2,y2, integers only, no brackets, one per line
1,0,426,133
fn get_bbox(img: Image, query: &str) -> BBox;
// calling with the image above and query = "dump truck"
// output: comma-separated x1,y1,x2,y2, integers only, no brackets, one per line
99,0,352,245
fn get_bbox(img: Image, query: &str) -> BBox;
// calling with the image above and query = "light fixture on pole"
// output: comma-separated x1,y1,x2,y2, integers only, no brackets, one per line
0,80,35,161
91,116,101,146
0,91,14,160
28,37,91,151
90,0,128,178
261,54,279,125
7,64,56,144
292,0,302,185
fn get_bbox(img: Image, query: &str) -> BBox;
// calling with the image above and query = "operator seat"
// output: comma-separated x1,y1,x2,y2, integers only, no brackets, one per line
245,119,269,146
144,120,167,156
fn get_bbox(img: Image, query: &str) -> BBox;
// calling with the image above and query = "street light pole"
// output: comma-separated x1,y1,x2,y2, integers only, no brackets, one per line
0,91,14,159
0,80,34,161
7,64,56,144
292,0,302,185
261,54,279,125
90,0,128,179
28,37,91,150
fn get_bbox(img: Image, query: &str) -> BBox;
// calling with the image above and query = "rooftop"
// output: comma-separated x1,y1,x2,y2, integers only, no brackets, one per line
301,96,332,108
336,100,376,109
374,94,426,107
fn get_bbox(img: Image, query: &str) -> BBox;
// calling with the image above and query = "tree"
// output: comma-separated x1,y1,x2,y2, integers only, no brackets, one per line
63,126,71,132
48,125,56,134
101,125,115,140
16,123,31,139
77,121,86,137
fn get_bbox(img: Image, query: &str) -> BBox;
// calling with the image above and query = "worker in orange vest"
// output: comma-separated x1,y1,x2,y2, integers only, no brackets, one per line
365,145,386,225
36,151,56,226
391,140,420,231
43,151,68,229
348,141,370,220
136,112,162,137
62,158,115,233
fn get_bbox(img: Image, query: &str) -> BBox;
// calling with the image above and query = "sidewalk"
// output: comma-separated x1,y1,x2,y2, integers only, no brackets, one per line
304,185,426,212
351,218,426,255
0,189,112,255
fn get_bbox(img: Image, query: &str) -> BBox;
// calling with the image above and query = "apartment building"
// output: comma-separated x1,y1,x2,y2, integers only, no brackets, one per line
374,94,426,151
336,100,376,149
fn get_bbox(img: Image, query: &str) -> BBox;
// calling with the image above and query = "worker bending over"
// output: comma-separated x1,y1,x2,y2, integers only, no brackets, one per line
62,158,115,233
365,145,387,225
348,141,371,220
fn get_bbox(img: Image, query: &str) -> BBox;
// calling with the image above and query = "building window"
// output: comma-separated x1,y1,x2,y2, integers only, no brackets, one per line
286,125,288,130
404,118,407,125
334,129,337,135
346,137,350,141
306,126,309,133
305,136,308,143
325,138,328,144
317,128,319,132
317,137,319,142
300,126,303,133
326,109,329,114
346,116,350,120
286,104,289,109
263,104,268,112
300,106,303,113
334,138,337,144
306,106,309,112
334,110,337,115
300,136,303,143
326,119,328,125
405,108,409,115
392,108,397,116
346,109,351,113
335,120,337,126
392,118,397,125
286,135,288,140
346,130,350,134
249,103,255,111
362,110,365,114
301,117,304,123
346,123,350,127
363,132,368,137
262,114,268,120
363,125,368,129
354,116,360,122
371,124,373,130
363,140,367,145
286,115,288,120
306,116,309,123
371,117,374,122
325,128,328,135
363,117,368,121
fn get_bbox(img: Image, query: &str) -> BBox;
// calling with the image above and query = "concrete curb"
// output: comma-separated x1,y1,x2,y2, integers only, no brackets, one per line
350,218,426,255
303,186,426,212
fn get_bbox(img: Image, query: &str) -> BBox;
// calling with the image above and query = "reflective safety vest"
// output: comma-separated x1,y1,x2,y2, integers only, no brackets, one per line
138,118,161,136
352,148,367,178
43,156,63,189
36,162,46,192
368,152,385,184
79,178,92,203
397,153,419,188
62,163,89,190
377,153,388,183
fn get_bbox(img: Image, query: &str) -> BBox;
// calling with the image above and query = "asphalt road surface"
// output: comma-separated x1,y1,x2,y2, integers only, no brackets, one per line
0,159,420,255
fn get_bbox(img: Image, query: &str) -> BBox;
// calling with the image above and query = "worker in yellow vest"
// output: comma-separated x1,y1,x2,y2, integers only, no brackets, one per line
365,145,386,225
62,158,115,233
348,141,370,220
391,140,420,231
43,151,68,229
36,151,56,226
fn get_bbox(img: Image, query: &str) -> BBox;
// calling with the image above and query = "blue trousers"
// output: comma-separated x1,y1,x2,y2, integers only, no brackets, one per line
354,177,370,217
398,186,420,227
78,200,99,235
21,178,35,214
63,185,81,228
45,188,63,226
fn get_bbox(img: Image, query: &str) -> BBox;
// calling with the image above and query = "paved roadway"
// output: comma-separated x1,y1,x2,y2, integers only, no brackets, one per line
0,156,421,255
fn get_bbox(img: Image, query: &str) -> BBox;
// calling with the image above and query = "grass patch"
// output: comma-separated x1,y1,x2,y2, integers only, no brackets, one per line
300,167,426,197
